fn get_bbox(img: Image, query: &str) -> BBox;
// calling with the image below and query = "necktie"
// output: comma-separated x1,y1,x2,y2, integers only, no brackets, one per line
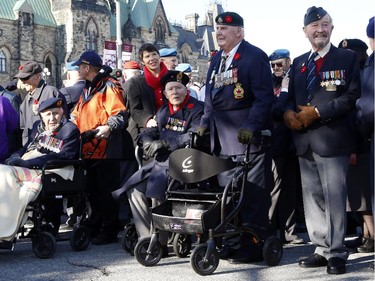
220,55,228,73
306,52,318,93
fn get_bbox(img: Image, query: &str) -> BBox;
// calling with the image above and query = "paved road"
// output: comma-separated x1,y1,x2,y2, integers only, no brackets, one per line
0,229,373,281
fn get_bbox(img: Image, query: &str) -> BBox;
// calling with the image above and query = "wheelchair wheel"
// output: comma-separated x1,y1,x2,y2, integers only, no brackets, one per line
32,231,57,259
263,236,283,266
70,226,90,252
173,233,192,258
121,224,138,256
190,243,219,276
134,237,162,266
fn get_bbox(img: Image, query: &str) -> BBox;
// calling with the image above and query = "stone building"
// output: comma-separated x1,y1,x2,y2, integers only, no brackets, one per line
0,0,222,88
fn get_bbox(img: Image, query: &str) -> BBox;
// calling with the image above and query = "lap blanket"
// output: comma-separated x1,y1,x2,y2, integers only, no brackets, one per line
0,164,42,241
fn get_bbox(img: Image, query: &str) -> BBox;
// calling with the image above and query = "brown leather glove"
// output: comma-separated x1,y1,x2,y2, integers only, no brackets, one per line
283,110,304,131
296,105,320,128
196,127,207,137
237,128,253,144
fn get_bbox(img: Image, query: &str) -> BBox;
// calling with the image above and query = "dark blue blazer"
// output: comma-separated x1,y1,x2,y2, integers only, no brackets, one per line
285,45,361,157
200,40,274,156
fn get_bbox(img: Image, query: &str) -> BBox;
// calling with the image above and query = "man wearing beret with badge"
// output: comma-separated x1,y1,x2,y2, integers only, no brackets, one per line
14,61,67,146
197,12,274,263
283,7,361,274
113,70,204,256
1,97,80,239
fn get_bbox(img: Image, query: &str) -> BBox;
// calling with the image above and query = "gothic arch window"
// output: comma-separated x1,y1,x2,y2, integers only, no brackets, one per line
22,12,32,26
85,18,99,51
0,51,6,73
0,47,11,74
154,16,165,43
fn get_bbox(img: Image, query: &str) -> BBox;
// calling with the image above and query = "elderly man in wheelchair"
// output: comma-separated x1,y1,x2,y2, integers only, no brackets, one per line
113,70,205,257
0,97,80,243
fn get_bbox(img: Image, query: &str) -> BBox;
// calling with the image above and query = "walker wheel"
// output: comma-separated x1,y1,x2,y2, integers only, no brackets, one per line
121,224,138,256
190,243,219,276
134,237,162,266
263,236,283,266
70,226,90,251
32,231,57,259
173,233,192,258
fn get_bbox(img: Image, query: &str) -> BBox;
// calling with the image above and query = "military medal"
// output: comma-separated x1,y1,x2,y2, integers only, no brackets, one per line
233,83,244,99
232,68,238,83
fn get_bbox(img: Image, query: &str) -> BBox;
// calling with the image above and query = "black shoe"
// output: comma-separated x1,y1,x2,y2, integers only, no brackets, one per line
161,245,169,258
91,233,118,245
357,238,374,253
299,253,328,268
327,257,346,274
227,247,264,264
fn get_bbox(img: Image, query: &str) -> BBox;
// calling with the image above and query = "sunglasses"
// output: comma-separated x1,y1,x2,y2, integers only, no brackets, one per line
271,62,284,68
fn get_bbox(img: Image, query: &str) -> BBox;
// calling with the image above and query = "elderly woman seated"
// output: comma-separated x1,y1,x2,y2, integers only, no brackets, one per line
113,70,204,256
0,97,80,241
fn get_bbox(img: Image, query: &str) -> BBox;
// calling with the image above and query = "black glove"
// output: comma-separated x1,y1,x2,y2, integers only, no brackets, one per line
81,129,99,143
4,155,20,165
145,140,169,158
237,128,253,144
6,157,28,167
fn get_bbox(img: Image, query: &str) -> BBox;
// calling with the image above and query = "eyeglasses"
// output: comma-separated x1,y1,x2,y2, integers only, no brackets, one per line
271,62,284,68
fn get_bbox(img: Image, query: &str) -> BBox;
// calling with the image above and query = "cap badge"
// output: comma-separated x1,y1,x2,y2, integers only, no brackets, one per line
177,72,183,83
217,17,223,23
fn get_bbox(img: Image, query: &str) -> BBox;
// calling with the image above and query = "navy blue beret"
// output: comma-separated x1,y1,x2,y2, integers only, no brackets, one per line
160,71,190,89
338,39,368,52
367,17,374,38
269,49,290,61
159,48,177,57
39,97,63,113
215,12,244,27
304,6,328,26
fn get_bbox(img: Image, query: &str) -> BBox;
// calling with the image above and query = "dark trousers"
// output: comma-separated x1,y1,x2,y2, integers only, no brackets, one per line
85,159,121,237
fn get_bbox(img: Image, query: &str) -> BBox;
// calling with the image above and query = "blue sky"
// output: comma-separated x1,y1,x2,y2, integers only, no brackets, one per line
162,0,373,59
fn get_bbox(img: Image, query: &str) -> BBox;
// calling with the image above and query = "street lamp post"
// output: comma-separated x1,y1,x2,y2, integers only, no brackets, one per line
115,0,122,70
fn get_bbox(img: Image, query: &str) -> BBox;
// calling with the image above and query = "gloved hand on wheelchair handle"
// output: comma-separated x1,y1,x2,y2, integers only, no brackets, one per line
237,128,253,144
196,127,207,137
145,140,169,158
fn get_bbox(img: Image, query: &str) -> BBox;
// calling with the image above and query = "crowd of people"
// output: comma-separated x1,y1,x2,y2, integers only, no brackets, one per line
0,6,373,275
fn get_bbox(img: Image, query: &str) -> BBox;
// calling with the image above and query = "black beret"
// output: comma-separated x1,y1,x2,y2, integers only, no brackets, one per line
38,97,63,113
215,12,244,27
304,6,327,26
160,71,190,89
338,39,368,52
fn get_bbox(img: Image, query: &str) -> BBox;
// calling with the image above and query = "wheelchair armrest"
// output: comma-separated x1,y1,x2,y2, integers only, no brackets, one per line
42,159,85,173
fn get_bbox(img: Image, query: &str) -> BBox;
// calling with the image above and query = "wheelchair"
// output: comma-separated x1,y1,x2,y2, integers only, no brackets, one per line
0,132,97,259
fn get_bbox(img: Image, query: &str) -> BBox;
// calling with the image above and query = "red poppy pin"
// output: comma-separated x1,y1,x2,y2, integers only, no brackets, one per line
300,63,306,73
234,53,241,60
18,65,23,70
225,16,232,23
187,103,194,109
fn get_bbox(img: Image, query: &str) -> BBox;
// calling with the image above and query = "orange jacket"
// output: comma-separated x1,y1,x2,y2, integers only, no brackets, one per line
72,76,126,159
